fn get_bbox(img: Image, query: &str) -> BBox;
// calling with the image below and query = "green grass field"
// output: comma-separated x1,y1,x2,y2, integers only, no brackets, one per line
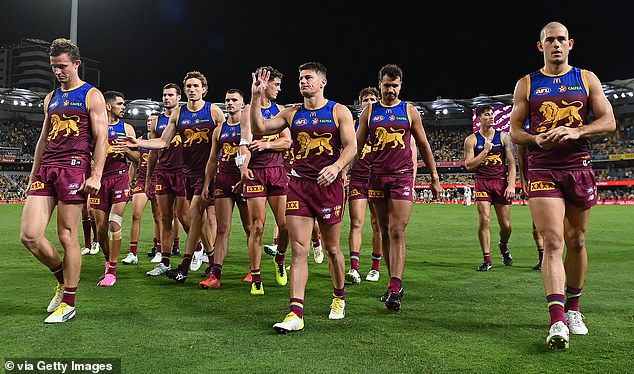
1,203,633,373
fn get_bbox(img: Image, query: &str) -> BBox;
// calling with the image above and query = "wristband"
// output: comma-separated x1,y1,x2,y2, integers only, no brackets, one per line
239,139,250,147
235,153,246,167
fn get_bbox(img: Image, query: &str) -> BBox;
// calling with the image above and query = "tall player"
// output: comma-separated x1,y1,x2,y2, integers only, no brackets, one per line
91,91,139,286
464,104,516,272
123,114,162,265
199,89,251,289
250,62,357,333
509,21,615,349
144,83,190,276
127,71,222,283
20,38,108,323
239,66,292,294
355,64,442,312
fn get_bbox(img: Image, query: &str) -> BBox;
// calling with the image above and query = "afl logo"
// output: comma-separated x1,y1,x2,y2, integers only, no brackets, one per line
372,115,385,121
294,118,308,127
534,87,551,95
182,119,191,125
67,183,80,189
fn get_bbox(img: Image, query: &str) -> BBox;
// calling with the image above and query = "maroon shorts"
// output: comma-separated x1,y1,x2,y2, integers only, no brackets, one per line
286,176,345,224
28,165,88,202
185,173,214,205
348,179,369,201
474,178,510,205
214,172,245,204
368,173,414,202
155,170,186,197
132,177,157,200
89,173,130,211
243,166,288,198
528,169,597,208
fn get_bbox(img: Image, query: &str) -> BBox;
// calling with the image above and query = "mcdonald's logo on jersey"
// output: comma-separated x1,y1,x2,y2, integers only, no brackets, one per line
286,200,299,210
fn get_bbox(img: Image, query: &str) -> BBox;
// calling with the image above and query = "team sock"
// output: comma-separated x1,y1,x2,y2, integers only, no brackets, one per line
181,254,192,272
290,298,304,319
333,287,345,301
51,263,64,284
499,241,509,255
161,252,171,267
106,261,117,276
388,276,403,293
350,251,360,271
61,287,77,307
212,264,222,279
483,252,492,263
251,269,262,283
371,252,382,271
564,286,582,312
547,293,566,325
129,241,138,256
82,218,92,248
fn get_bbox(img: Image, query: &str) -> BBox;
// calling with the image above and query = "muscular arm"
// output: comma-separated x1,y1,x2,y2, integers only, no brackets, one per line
86,89,109,194
509,76,539,147
145,116,159,183
130,110,177,150
317,104,356,186
123,123,140,163
28,93,53,185
502,132,517,198
464,133,492,170
549,70,616,142
410,105,441,197
201,126,221,201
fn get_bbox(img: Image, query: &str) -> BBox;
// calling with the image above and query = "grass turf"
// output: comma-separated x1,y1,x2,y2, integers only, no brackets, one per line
1,203,632,373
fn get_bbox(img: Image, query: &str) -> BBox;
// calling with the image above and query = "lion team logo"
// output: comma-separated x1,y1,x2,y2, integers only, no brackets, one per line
295,132,333,159
48,114,81,140
360,144,372,159
537,100,584,133
221,143,238,161
373,127,405,151
482,154,503,166
170,135,182,147
140,153,149,167
183,128,210,147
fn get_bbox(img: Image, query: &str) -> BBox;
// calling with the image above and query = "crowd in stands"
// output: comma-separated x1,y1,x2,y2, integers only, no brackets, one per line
1,116,633,203
0,119,40,159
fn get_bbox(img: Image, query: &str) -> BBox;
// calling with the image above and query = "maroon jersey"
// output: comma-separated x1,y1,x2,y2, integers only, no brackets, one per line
155,111,184,172
249,102,285,168
102,119,129,178
175,102,218,176
217,120,241,176
527,66,592,170
367,101,413,176
350,118,372,182
41,82,95,171
474,130,507,180
289,100,342,181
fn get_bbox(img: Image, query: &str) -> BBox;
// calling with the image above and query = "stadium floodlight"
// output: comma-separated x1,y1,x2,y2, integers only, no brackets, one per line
131,108,139,116
145,110,152,116
442,109,448,115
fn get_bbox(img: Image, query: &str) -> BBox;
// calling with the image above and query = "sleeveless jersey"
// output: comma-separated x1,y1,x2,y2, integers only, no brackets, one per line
290,100,342,181
42,82,95,171
217,120,241,176
249,102,284,168
527,66,592,170
136,133,150,184
474,130,507,180
367,100,413,175
350,118,372,181
103,119,129,177
155,111,184,172
175,101,217,176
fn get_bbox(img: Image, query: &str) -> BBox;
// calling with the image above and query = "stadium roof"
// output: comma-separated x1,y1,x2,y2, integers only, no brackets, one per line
1,80,632,125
